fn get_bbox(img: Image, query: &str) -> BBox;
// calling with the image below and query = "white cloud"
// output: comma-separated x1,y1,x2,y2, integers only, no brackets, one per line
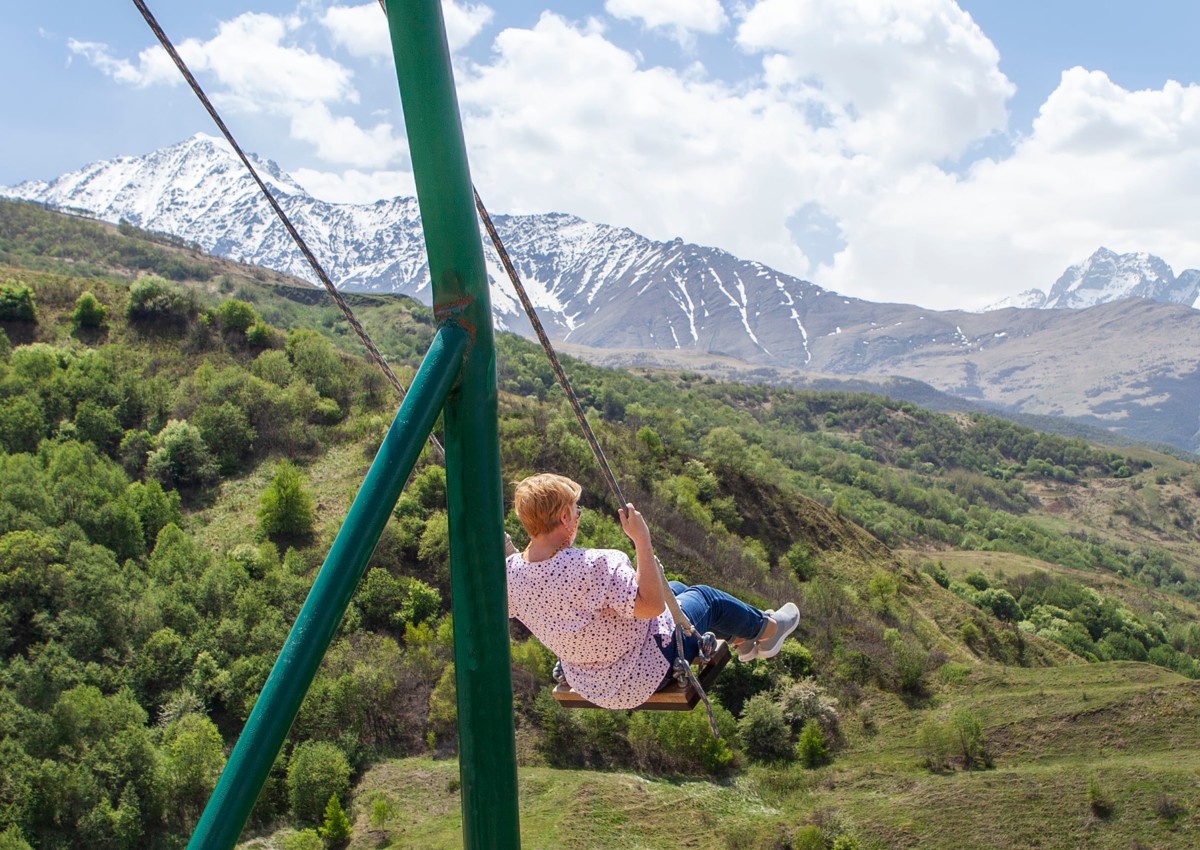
287,103,404,169
73,10,407,171
736,0,1013,164
817,69,1200,309
605,0,727,43
323,1,493,56
67,39,179,88
456,13,831,279
322,4,389,58
443,0,496,51
68,1,1200,311
176,13,357,110
291,165,415,204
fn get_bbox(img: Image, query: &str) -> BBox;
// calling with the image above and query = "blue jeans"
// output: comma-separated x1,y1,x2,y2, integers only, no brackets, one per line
658,582,766,682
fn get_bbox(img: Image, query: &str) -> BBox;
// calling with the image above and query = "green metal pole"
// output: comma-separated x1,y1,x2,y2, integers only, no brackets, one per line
385,3,521,849
188,323,468,850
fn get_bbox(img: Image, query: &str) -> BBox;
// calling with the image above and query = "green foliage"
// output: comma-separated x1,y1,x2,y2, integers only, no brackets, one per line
0,826,33,850
797,718,829,768
737,693,794,763
0,282,36,323
426,663,457,750
319,793,352,843
71,291,107,329
287,741,351,825
126,275,196,328
281,829,324,850
162,713,226,825
0,395,45,454
215,298,259,333
964,570,991,591
921,560,950,588
259,460,315,541
287,329,346,406
147,419,219,490
628,702,737,775
192,400,256,473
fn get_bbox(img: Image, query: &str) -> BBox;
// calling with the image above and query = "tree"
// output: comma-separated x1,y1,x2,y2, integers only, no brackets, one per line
0,395,46,454
193,401,256,473
287,741,351,825
162,713,226,825
0,282,37,322
71,291,108,329
146,419,218,490
259,460,315,541
319,794,351,844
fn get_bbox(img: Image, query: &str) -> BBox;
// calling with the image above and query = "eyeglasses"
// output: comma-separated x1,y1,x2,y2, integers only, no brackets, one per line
573,504,582,518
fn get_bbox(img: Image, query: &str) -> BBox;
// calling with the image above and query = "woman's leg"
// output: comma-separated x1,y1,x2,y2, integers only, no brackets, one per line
675,585,766,642
658,585,767,680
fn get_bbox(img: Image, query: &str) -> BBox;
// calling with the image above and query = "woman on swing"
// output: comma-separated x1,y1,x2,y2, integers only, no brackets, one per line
506,473,799,710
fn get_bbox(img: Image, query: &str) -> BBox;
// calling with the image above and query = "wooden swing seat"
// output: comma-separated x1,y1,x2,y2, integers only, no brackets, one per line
551,639,731,711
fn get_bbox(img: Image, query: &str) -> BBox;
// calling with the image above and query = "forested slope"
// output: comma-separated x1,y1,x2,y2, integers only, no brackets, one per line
1,199,1198,850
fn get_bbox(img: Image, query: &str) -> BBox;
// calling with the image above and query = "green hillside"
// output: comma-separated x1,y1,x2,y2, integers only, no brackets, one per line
0,199,1198,850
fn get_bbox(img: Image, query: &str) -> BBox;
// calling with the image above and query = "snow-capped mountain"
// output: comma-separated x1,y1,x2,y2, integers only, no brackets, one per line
0,133,828,364
8,136,1200,452
986,248,1200,311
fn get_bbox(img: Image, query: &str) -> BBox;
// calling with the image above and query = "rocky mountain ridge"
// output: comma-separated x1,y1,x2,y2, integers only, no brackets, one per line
987,247,1200,311
5,135,1200,452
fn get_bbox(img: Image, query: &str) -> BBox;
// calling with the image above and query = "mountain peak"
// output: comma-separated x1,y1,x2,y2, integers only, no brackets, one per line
1046,247,1178,309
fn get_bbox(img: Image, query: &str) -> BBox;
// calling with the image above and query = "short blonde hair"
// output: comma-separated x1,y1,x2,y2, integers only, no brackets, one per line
513,473,581,537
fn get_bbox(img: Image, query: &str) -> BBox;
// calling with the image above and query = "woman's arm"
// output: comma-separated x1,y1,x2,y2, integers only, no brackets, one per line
619,503,666,619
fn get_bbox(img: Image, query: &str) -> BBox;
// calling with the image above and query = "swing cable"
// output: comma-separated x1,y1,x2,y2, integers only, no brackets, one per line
129,0,445,462
473,192,722,736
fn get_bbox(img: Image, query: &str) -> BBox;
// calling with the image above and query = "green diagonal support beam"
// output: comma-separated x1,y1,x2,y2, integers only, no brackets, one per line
188,322,468,850
385,1,522,848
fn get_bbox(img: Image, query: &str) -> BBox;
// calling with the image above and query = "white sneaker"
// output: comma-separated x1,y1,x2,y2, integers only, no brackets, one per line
752,603,799,660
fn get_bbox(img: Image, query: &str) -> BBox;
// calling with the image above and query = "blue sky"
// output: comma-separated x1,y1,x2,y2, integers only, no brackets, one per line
3,1,1198,311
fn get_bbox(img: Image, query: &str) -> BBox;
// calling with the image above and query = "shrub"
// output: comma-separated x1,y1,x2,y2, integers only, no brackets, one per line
259,460,315,541
287,741,351,825
245,321,275,347
0,282,37,322
426,663,457,750
192,401,256,473
628,702,736,775
215,298,259,333
774,641,815,680
977,588,1023,622
779,677,840,740
781,540,819,581
917,715,950,771
146,419,219,490
737,693,793,763
71,291,108,329
921,561,950,588
964,570,991,591
126,275,194,327
280,830,323,850
797,718,828,768
950,707,991,769
0,826,34,850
